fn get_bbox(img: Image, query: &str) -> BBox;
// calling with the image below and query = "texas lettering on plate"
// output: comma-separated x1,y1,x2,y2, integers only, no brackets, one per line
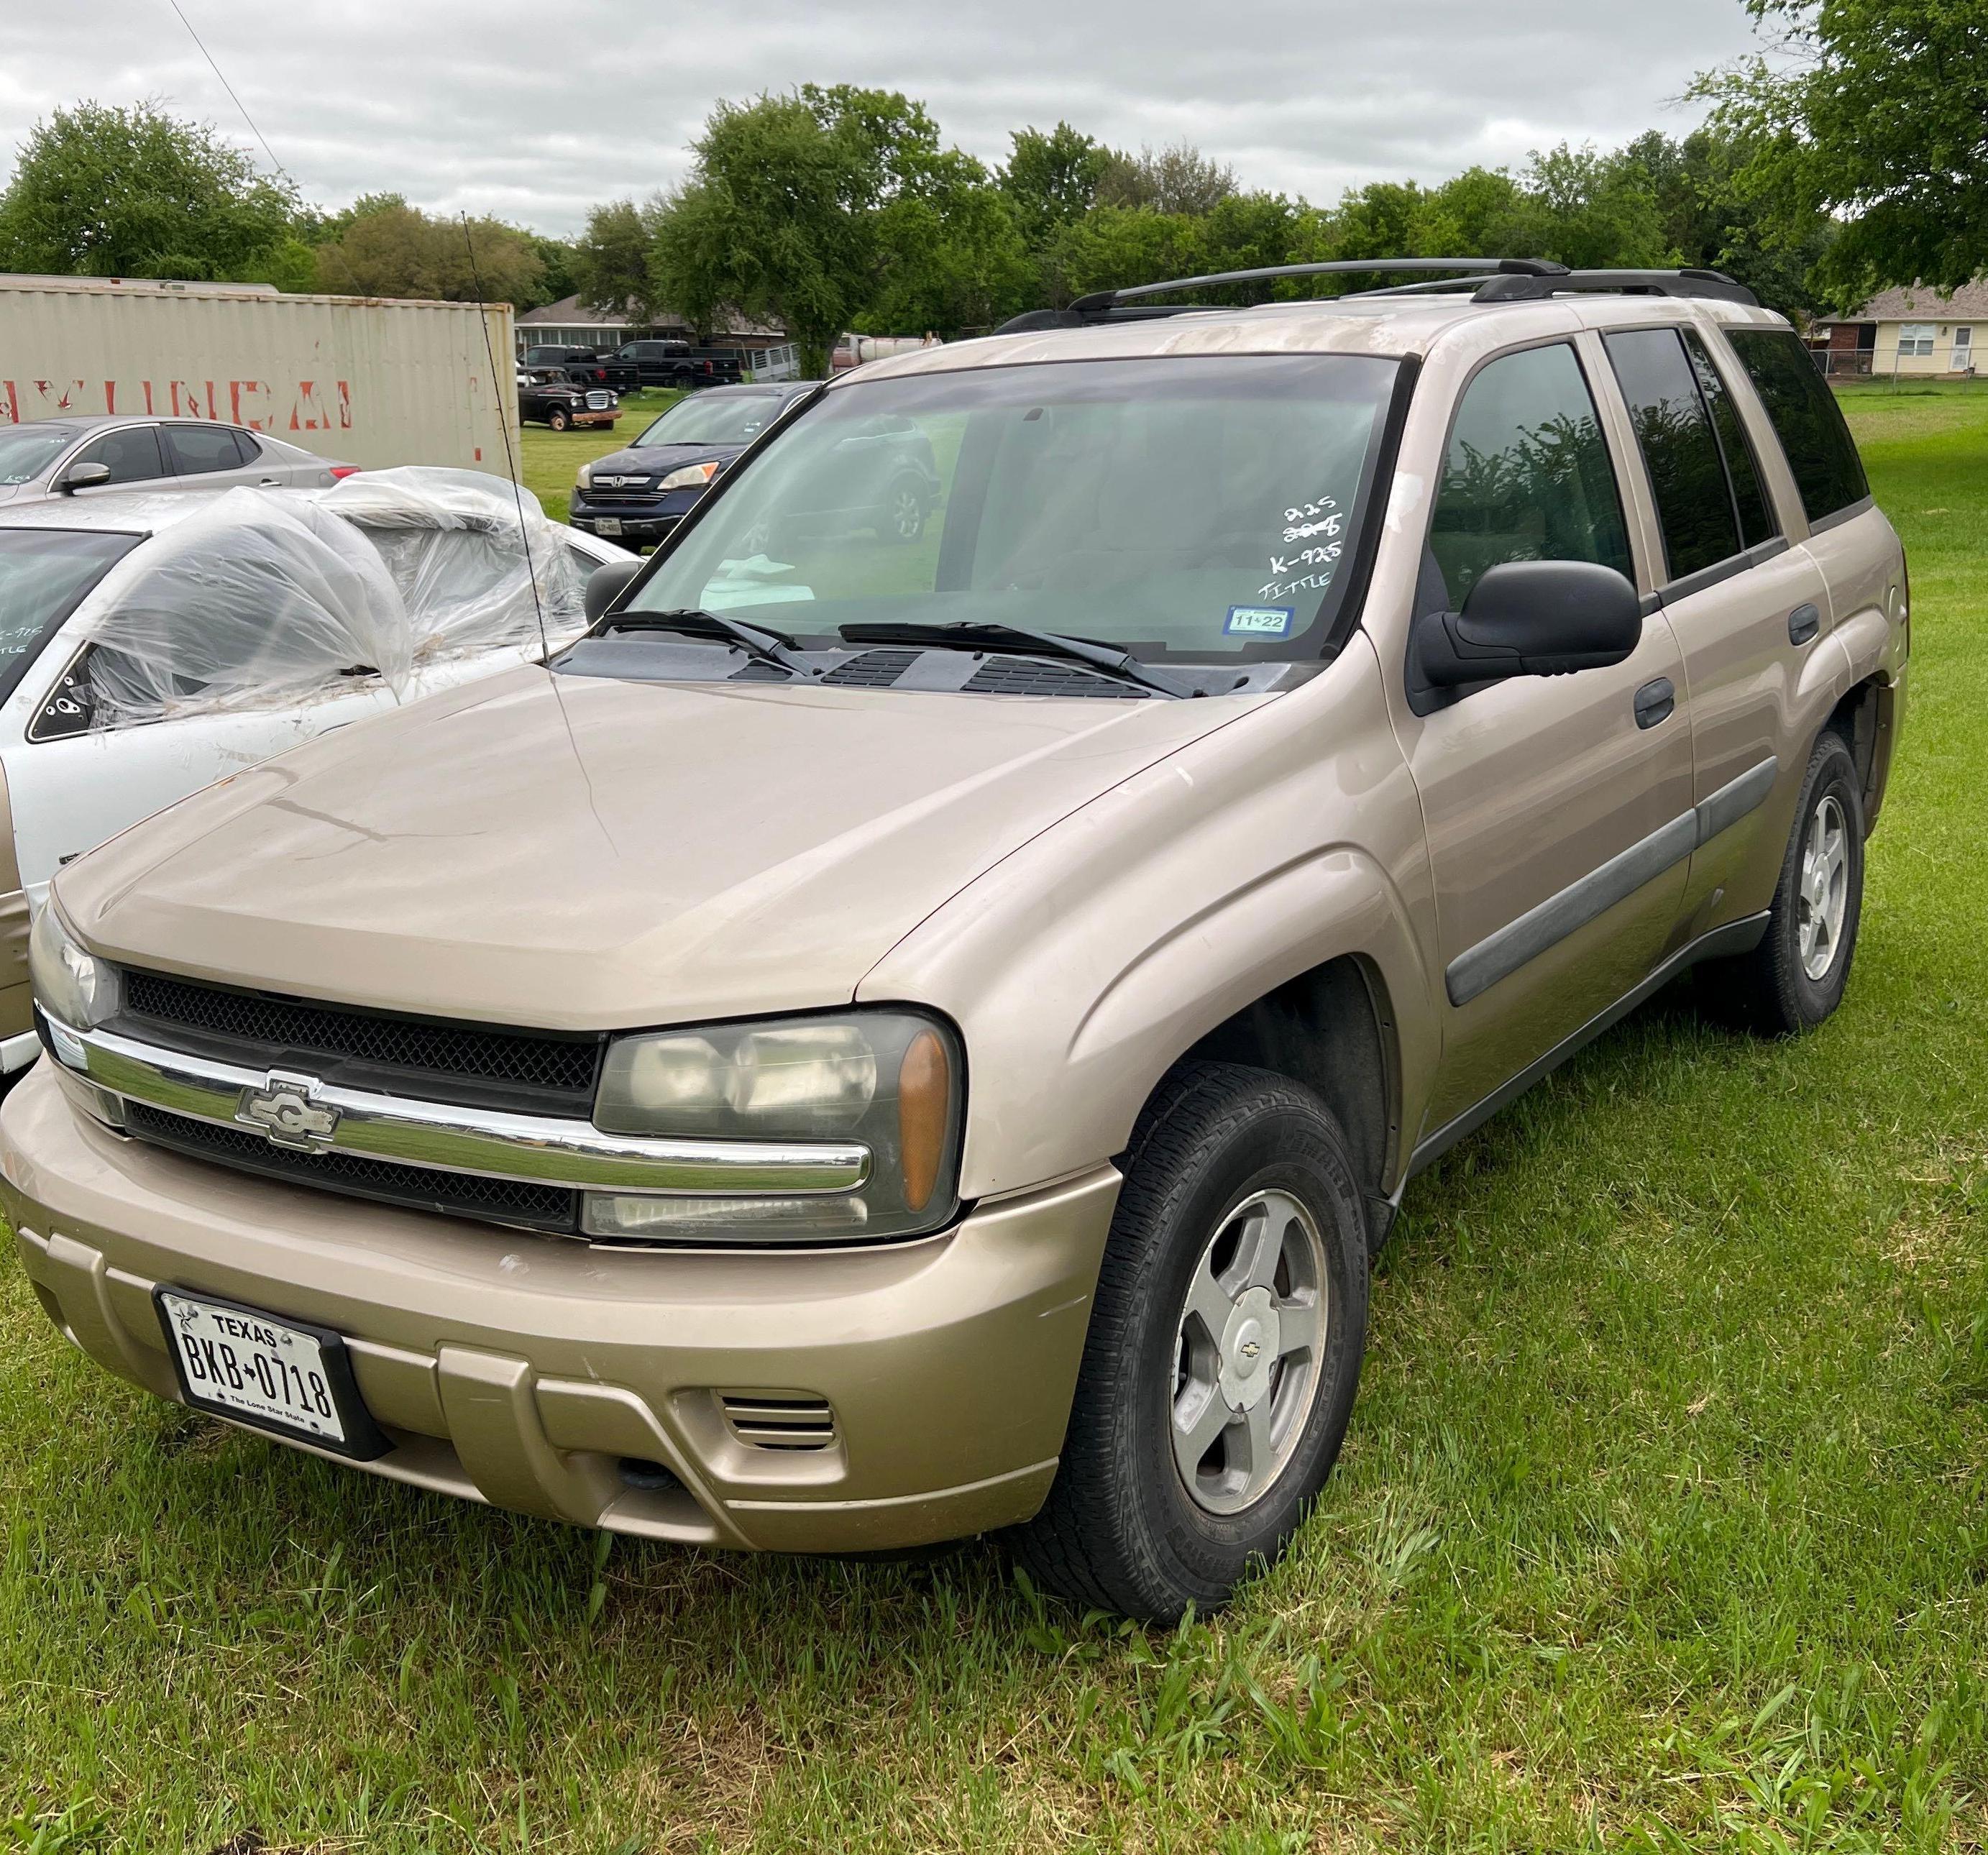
157,1291,349,1444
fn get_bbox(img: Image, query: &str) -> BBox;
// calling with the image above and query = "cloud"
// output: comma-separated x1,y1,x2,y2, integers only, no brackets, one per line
0,0,1763,234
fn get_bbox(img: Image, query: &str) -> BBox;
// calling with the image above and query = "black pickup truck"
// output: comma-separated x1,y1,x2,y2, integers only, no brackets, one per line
520,346,641,393
600,339,747,390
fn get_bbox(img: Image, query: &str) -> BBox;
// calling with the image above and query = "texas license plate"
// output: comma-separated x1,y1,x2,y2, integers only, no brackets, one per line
155,1288,386,1459
595,517,623,536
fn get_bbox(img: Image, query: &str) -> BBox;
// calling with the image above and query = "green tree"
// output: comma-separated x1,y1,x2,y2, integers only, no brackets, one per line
1610,127,1838,319
312,198,544,304
1001,124,1111,248
869,149,1035,334
1040,203,1210,301
0,100,298,281
1524,142,1672,270
572,198,659,318
1695,0,1988,298
650,93,878,373
1096,141,1238,215
526,234,578,311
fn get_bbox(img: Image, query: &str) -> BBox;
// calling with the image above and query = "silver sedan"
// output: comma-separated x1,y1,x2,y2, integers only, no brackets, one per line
0,413,357,508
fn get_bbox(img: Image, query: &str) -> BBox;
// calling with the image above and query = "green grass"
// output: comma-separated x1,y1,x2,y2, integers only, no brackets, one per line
516,388,684,526
4,393,1987,1852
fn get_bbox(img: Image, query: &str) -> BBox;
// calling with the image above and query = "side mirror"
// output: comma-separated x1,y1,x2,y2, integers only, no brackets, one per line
584,557,643,623
1414,559,1641,687
59,461,111,495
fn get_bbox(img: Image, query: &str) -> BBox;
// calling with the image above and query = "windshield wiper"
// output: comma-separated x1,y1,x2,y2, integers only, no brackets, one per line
595,608,821,681
836,620,1183,699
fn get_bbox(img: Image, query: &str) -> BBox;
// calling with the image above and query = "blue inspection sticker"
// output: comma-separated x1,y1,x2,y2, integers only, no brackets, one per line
1224,605,1295,637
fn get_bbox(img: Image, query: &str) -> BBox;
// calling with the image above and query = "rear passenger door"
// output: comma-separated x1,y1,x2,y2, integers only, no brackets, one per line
1398,339,1695,1132
162,422,277,490
1599,324,1833,935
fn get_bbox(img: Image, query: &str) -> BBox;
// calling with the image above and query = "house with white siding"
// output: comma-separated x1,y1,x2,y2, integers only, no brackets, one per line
1809,280,1987,378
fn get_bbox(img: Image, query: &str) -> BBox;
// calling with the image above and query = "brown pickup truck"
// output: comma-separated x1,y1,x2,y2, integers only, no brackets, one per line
4,259,1905,1620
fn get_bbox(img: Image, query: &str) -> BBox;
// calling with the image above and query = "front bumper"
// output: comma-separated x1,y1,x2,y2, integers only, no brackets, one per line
568,487,701,544
0,1066,1117,1552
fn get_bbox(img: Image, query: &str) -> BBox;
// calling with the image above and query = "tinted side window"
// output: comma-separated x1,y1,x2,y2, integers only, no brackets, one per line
1603,328,1740,581
164,423,247,476
1682,332,1778,549
1726,329,1869,523
1428,342,1633,608
73,426,166,485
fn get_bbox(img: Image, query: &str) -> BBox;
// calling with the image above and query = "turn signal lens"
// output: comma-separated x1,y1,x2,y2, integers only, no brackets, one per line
898,1029,949,1212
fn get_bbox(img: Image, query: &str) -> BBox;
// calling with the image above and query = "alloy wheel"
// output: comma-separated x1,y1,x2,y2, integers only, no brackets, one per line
1798,792,1850,981
1171,1188,1329,1515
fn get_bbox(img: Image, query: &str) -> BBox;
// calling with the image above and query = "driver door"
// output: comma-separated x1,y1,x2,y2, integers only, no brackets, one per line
1393,337,1695,1136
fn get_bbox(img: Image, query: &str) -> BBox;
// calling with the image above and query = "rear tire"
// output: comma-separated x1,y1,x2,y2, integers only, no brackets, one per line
1006,1061,1370,1621
1699,728,1865,1035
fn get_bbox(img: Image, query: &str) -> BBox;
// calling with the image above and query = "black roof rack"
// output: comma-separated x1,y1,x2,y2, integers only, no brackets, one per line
994,257,1757,335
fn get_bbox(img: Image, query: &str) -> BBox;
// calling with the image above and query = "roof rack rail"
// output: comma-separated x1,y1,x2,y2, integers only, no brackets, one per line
1461,267,1759,306
992,257,1758,335
1071,257,1567,313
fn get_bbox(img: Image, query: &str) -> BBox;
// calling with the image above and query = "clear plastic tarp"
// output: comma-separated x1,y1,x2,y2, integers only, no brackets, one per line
72,468,585,727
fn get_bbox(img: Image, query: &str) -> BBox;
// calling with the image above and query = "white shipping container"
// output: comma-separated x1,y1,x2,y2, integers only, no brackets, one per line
0,275,520,475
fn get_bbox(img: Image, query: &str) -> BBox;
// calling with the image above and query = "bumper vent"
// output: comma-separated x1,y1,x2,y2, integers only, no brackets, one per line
122,1101,582,1234
118,968,603,1107
720,1394,838,1452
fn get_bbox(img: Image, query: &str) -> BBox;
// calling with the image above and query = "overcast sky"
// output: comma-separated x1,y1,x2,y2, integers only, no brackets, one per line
0,0,1765,237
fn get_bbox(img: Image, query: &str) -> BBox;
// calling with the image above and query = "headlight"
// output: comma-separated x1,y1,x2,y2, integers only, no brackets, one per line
658,462,720,493
29,901,120,1047
587,1010,961,1245
575,461,593,490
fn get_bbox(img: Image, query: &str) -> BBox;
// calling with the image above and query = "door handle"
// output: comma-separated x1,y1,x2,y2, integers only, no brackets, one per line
1788,603,1821,646
1634,677,1675,730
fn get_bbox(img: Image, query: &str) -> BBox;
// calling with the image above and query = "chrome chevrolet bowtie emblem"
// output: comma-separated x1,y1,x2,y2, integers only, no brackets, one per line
236,1071,340,1151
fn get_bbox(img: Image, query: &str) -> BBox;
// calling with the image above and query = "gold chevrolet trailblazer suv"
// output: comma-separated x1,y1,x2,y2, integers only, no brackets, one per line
3,258,1906,1620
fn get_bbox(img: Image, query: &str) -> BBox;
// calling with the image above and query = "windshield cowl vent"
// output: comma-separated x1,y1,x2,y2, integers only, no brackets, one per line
821,649,921,688
963,657,1150,700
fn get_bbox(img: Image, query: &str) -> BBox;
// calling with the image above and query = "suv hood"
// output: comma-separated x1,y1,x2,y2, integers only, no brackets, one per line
58,667,1252,1030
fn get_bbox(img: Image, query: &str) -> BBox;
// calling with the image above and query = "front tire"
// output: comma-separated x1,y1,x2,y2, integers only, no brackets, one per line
546,406,570,433
1007,1062,1370,1621
1700,728,1866,1035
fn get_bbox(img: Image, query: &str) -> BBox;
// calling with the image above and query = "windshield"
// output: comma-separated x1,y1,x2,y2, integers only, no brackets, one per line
0,526,142,700
0,423,81,487
627,356,1400,658
636,393,796,449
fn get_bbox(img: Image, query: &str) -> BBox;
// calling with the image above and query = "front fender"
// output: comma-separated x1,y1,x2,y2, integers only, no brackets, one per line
859,645,1438,1199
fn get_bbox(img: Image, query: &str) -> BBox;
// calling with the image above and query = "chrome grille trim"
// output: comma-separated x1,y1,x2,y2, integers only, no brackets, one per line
46,1015,871,1196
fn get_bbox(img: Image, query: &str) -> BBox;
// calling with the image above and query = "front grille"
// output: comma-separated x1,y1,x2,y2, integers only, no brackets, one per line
122,1101,581,1232
823,649,919,689
720,1394,838,1451
120,970,602,1104
963,659,1147,699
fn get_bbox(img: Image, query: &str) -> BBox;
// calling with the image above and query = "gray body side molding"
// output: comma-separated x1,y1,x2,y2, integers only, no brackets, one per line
1446,756,1778,1007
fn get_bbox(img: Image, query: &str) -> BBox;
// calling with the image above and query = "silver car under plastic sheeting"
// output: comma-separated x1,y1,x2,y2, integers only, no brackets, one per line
0,468,630,1071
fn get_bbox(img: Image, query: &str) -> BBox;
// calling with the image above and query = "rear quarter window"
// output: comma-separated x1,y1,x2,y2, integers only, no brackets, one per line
1726,329,1870,525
